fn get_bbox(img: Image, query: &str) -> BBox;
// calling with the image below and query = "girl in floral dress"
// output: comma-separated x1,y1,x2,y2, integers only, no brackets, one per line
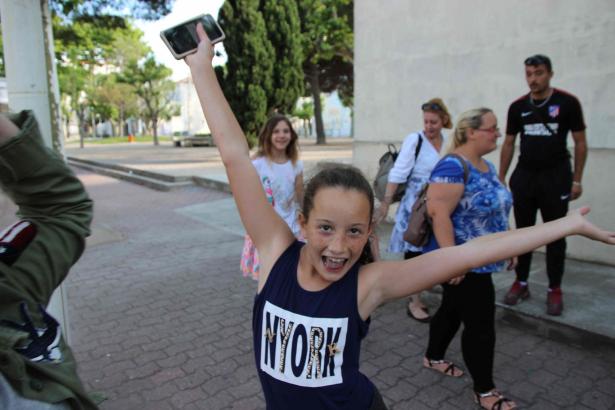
240,115,303,279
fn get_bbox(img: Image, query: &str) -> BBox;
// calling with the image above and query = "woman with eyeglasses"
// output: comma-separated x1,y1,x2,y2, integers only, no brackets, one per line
374,98,452,322
421,108,517,409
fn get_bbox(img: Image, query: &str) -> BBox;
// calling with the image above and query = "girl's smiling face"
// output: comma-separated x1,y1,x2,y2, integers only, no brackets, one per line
299,186,372,287
270,120,292,154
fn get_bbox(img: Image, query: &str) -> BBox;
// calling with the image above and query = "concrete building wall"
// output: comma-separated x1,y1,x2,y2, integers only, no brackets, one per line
354,1,615,265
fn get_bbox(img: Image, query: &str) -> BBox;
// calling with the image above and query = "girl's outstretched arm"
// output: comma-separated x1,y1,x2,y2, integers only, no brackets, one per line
0,114,19,144
359,207,614,319
185,24,294,287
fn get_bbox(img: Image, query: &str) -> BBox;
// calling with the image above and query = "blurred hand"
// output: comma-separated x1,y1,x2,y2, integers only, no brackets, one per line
184,23,215,69
507,256,518,271
570,207,615,245
0,114,19,145
570,183,582,201
373,202,389,225
498,174,508,187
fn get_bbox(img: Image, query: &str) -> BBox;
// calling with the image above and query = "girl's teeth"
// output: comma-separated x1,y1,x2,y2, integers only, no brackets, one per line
324,256,345,269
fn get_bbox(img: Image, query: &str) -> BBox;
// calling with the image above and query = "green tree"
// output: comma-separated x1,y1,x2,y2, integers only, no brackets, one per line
51,0,173,20
292,100,314,137
120,55,178,145
88,73,138,137
55,21,94,146
54,15,151,143
259,0,304,114
298,0,353,144
109,27,150,136
217,0,274,145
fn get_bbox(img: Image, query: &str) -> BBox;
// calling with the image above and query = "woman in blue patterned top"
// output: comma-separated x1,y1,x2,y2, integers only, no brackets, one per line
421,108,517,409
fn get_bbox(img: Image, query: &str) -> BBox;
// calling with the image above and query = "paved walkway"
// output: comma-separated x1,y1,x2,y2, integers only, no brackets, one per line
65,139,615,343
3,140,614,408
58,170,615,409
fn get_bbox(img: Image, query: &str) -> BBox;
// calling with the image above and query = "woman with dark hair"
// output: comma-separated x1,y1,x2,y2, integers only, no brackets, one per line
375,98,452,322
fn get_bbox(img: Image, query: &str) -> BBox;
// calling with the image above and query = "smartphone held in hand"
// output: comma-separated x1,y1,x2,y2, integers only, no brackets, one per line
160,14,225,59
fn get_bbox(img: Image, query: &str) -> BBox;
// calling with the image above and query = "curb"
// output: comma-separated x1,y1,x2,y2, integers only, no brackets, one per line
496,307,614,347
68,157,230,193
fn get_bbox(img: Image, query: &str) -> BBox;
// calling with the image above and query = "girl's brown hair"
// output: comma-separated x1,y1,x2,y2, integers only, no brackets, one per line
256,114,299,164
302,164,375,264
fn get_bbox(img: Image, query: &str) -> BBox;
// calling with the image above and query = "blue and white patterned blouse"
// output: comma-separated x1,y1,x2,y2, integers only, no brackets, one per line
423,155,513,273
387,131,446,253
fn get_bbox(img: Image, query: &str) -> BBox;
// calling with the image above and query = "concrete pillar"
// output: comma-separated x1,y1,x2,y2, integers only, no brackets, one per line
0,0,70,341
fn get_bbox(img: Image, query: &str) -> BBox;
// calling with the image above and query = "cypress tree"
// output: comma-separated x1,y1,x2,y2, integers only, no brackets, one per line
217,0,274,144
297,0,353,144
260,0,304,115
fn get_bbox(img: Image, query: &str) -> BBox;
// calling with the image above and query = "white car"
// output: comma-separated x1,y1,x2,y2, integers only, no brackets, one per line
172,133,214,147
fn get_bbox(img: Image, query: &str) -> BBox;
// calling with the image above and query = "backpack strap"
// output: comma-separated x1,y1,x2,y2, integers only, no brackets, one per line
405,133,424,182
414,133,423,161
387,143,400,161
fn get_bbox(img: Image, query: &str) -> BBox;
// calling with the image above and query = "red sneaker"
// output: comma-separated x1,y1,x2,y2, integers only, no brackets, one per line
547,288,563,316
503,281,530,306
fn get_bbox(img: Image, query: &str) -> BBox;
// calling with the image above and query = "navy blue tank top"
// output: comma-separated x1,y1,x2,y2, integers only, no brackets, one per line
252,240,374,409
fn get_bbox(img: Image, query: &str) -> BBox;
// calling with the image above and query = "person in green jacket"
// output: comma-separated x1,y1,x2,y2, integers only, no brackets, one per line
0,111,98,409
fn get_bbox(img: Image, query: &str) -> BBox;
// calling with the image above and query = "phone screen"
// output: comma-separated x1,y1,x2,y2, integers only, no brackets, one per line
163,14,224,55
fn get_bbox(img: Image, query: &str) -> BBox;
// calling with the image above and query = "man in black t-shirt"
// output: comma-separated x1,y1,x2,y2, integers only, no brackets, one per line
499,54,587,316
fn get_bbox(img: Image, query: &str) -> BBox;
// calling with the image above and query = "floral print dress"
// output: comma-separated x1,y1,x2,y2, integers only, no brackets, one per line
388,131,446,253
240,157,303,280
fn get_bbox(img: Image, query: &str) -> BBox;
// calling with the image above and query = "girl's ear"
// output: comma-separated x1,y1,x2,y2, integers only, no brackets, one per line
298,212,307,238
367,222,374,238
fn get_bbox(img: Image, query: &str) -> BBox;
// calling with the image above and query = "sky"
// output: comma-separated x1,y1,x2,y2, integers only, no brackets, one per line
134,0,225,80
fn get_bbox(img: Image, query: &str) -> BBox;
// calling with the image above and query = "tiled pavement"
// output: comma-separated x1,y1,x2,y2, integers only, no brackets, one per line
53,168,615,410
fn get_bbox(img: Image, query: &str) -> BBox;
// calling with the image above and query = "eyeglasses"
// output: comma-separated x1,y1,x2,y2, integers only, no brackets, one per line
421,102,442,111
524,54,552,70
477,126,500,134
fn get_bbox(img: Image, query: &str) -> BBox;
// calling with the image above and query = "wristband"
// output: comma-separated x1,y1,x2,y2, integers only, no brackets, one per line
572,181,582,186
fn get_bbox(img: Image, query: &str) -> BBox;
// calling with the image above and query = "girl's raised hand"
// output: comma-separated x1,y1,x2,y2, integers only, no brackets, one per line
184,23,215,69
571,207,615,244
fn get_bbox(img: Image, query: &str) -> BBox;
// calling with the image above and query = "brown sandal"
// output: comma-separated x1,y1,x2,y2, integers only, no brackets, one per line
474,390,517,410
423,358,464,377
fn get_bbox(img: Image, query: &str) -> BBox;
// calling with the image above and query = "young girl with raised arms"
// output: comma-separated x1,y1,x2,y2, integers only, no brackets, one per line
240,114,303,280
185,24,615,410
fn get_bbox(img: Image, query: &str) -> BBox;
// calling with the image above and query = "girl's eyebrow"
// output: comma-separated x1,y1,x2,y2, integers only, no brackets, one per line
314,218,368,228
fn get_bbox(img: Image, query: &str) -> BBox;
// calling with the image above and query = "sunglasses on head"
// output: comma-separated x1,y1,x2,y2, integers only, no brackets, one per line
421,102,442,111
